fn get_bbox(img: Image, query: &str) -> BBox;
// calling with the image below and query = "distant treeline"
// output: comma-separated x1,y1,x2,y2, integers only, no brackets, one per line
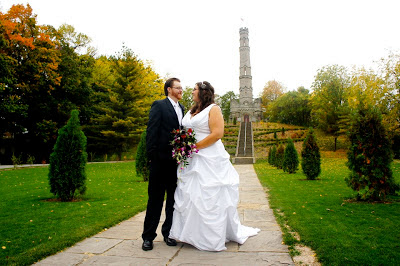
260,63,400,156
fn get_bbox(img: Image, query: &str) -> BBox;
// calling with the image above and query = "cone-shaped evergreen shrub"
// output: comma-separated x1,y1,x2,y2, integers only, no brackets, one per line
283,138,299,173
48,110,87,201
268,146,272,165
136,131,149,181
271,145,277,166
346,106,399,201
301,128,321,180
276,144,285,169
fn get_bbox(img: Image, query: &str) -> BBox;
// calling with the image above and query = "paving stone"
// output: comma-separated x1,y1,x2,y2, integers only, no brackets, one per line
80,255,169,265
34,252,88,265
127,212,146,222
238,202,269,210
94,224,142,240
244,209,276,222
240,186,264,191
118,219,144,228
225,241,239,252
244,209,268,221
64,238,122,254
239,231,289,253
104,239,180,259
170,248,294,265
241,220,281,231
239,180,261,187
239,192,268,203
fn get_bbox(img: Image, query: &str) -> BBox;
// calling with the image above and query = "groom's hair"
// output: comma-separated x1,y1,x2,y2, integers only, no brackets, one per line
164,77,181,96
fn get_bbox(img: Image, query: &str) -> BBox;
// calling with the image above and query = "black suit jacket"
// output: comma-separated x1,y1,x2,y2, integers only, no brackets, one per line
146,98,185,161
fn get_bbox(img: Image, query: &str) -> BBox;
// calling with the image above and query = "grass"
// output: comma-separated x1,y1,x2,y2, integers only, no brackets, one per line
0,162,148,265
254,157,400,265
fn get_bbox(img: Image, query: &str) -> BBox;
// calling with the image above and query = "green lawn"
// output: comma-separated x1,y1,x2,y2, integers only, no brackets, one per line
0,162,148,265
254,158,400,265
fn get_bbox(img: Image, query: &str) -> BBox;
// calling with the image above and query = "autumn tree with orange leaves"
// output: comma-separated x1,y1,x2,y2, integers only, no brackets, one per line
1,4,172,164
0,4,93,163
1,4,61,138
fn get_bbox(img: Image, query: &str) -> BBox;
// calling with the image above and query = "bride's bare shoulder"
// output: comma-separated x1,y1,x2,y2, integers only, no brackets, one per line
211,104,221,112
209,105,222,118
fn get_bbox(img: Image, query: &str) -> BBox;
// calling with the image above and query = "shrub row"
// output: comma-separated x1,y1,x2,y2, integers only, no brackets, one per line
267,131,320,178
223,137,238,142
254,138,306,147
253,127,306,134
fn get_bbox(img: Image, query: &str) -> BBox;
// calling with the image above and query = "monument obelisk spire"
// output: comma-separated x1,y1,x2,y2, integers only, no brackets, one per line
239,27,253,105
230,26,262,123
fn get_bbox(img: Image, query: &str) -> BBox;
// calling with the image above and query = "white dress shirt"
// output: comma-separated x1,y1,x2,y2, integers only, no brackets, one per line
168,97,183,126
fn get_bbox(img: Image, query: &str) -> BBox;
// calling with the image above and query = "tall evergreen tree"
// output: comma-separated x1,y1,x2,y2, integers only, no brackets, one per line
135,131,149,181
346,106,399,201
92,46,163,159
48,110,87,201
271,145,277,167
268,146,272,165
301,128,321,180
393,134,400,159
283,138,299,173
276,144,285,169
84,56,115,157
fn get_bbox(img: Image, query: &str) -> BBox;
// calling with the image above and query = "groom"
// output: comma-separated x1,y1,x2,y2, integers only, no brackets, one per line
142,77,184,251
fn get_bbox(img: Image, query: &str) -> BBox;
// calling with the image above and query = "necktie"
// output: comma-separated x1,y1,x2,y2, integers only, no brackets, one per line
174,104,182,126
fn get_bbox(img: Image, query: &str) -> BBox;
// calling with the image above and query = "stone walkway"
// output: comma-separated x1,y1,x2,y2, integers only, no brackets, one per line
35,165,294,265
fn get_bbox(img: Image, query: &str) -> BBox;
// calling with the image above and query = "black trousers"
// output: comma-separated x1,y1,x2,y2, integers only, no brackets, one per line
142,157,177,241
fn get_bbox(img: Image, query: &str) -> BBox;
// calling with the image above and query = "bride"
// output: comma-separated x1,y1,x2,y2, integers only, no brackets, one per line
169,81,259,251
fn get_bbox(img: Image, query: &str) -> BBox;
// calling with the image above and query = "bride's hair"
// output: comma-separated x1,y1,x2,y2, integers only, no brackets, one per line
190,81,215,115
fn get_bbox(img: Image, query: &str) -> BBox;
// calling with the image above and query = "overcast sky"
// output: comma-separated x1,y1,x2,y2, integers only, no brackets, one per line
1,0,400,97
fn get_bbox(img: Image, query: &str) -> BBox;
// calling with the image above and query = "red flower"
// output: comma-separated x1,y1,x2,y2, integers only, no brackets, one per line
188,128,193,133
181,134,186,139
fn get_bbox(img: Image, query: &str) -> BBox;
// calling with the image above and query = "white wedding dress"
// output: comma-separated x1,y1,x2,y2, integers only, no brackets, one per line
169,104,259,251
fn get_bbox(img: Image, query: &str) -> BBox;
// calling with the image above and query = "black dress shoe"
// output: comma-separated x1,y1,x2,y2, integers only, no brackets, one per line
164,237,177,246
142,240,153,251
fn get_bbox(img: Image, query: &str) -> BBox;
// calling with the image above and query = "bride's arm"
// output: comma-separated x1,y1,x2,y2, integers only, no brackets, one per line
195,105,224,150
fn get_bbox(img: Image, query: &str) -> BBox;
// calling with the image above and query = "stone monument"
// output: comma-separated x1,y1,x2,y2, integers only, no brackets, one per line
230,27,262,122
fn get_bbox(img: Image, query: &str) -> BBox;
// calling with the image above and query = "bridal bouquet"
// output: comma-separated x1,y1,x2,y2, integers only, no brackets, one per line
170,127,198,170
